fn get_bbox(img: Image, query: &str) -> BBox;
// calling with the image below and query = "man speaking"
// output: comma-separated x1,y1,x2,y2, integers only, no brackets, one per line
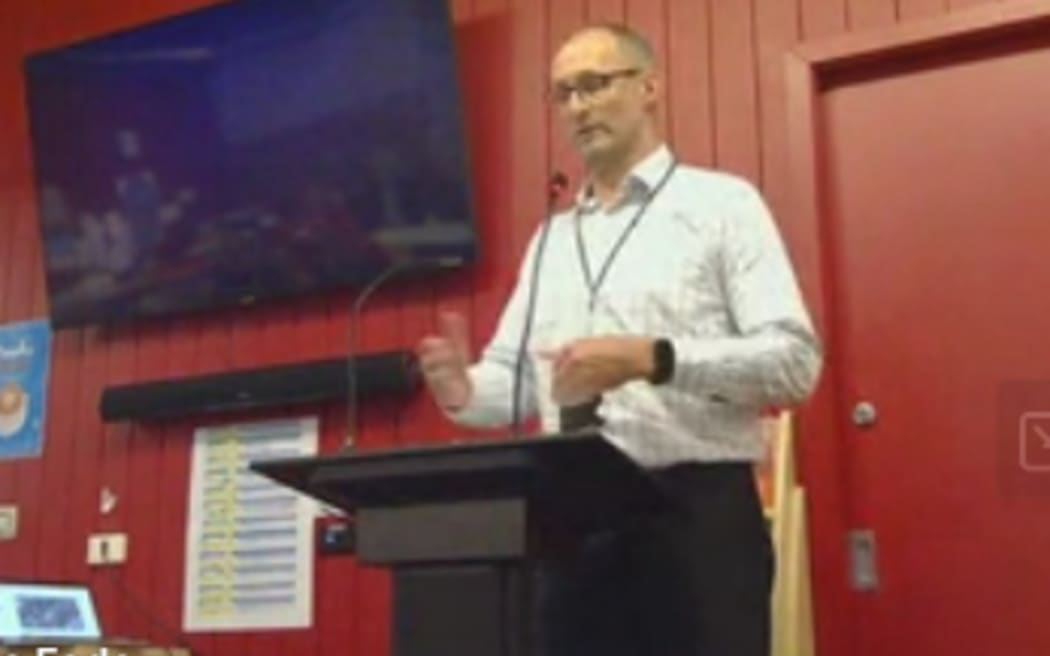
417,23,822,656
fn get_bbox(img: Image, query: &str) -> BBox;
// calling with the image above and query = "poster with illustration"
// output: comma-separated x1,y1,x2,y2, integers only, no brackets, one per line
0,320,51,461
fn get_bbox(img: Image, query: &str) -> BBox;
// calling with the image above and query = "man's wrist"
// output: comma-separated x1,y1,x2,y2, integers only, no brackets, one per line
647,337,675,385
436,374,473,413
631,338,658,381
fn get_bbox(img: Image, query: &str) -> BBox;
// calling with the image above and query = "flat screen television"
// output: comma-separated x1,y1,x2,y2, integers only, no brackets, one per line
24,0,478,329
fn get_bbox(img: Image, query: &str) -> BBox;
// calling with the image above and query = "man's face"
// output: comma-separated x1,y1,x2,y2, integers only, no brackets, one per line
550,31,656,164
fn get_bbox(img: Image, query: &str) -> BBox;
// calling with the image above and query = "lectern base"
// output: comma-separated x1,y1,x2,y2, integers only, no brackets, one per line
394,563,531,656
251,433,665,656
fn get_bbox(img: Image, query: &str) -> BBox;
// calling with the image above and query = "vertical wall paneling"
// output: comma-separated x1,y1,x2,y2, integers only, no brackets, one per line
847,0,899,28
547,0,588,192
94,328,135,633
802,0,850,38
710,0,762,179
473,0,508,18
71,332,107,595
899,0,949,20
452,0,472,21
753,0,800,215
0,0,36,560
122,325,165,642
948,0,1001,11
2,1,1033,655
626,0,671,136
507,0,548,263
30,332,79,582
587,0,627,22
666,0,715,166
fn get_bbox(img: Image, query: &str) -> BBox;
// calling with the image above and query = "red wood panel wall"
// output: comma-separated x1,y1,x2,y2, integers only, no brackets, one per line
0,0,1013,655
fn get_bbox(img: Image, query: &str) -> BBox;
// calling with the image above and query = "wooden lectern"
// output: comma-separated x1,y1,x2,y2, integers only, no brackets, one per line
251,432,664,656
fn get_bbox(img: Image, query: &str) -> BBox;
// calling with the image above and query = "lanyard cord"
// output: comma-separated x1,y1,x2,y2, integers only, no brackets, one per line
573,159,679,311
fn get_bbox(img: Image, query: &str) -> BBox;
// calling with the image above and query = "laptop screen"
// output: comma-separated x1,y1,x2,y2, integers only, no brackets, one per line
0,583,102,644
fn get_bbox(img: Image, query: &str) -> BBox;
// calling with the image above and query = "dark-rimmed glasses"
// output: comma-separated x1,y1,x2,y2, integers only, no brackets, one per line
548,68,641,106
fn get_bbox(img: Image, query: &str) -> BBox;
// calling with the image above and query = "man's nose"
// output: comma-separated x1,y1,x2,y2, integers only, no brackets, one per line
566,92,590,119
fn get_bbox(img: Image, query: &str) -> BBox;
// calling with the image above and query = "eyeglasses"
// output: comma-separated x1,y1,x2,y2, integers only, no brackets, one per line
548,68,641,106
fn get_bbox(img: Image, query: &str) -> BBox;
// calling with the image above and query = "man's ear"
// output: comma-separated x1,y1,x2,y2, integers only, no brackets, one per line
642,73,660,109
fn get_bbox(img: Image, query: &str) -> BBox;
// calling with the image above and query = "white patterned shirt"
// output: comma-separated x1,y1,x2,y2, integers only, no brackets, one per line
451,145,822,468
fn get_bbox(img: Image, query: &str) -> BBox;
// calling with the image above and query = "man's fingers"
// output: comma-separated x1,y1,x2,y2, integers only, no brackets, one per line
417,321,473,411
419,345,454,365
537,345,571,374
536,348,560,361
438,312,470,355
417,337,462,374
551,374,590,407
417,336,445,355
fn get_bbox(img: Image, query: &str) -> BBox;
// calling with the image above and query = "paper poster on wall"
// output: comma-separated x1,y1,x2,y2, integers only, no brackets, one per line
183,417,318,632
0,320,52,461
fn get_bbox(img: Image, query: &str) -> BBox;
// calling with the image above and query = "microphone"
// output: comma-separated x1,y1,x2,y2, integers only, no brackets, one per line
510,171,569,438
345,255,463,448
548,172,570,203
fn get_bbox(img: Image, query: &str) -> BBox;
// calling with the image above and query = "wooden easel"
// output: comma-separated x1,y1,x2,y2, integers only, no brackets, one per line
761,412,816,656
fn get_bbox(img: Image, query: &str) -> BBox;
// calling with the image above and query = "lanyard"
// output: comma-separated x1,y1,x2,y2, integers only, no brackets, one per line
573,159,678,311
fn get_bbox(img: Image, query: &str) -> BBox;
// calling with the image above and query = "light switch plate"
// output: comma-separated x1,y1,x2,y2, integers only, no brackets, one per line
87,532,128,565
0,506,17,541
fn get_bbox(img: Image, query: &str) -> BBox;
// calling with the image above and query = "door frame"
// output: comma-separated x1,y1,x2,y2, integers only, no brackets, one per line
784,3,1050,655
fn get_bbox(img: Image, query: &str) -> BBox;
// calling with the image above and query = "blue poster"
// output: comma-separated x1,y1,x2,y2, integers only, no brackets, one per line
0,320,51,460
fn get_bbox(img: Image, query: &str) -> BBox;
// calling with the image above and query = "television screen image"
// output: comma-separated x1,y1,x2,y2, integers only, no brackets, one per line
25,0,478,328
16,596,86,632
0,584,102,643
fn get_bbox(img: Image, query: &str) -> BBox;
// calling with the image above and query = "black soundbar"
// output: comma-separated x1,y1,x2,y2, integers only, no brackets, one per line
100,350,419,422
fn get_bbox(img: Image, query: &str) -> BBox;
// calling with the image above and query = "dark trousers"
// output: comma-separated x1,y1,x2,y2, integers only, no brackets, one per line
535,462,774,656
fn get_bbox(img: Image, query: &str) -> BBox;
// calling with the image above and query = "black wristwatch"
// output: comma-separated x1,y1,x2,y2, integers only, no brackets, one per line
648,338,675,385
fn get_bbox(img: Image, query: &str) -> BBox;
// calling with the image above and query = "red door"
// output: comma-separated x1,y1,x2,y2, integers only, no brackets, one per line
811,18,1050,656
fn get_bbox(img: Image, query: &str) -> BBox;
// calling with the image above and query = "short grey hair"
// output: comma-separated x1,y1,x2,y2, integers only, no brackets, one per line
571,23,656,70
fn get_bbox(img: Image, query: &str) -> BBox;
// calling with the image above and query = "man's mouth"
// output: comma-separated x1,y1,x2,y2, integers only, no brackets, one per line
576,125,604,140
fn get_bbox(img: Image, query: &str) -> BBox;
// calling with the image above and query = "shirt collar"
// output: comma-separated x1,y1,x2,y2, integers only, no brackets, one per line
575,144,675,213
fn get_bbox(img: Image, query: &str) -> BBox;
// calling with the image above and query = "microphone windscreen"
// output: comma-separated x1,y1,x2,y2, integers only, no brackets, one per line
549,171,569,194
